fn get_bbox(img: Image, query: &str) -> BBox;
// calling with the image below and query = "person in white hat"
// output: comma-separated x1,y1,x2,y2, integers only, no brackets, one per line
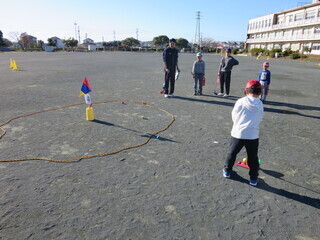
191,52,206,95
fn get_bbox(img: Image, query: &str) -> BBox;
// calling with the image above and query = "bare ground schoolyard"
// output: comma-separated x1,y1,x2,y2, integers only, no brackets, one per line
0,51,319,240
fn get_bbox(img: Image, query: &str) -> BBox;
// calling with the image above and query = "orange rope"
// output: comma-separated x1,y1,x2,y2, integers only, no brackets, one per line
0,100,175,163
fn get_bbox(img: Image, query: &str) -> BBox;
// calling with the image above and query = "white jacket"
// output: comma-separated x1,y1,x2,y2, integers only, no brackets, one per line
231,96,264,139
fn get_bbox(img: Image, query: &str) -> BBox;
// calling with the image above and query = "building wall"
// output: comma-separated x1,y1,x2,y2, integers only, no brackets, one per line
246,2,320,54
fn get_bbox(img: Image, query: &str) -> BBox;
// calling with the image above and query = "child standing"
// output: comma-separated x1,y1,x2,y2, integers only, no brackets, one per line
191,52,205,95
223,80,264,186
259,61,271,102
217,48,239,97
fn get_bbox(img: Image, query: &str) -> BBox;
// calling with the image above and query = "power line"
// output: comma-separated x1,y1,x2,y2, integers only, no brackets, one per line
195,11,201,50
74,22,77,40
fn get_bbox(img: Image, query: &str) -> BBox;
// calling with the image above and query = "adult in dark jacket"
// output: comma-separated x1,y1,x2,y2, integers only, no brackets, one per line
217,48,239,97
163,38,180,98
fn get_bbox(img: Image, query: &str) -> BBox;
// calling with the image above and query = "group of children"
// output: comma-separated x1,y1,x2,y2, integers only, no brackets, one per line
191,52,271,102
162,43,272,186
191,52,271,186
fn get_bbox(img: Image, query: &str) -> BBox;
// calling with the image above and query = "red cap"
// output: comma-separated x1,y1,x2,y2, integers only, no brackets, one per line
245,80,262,89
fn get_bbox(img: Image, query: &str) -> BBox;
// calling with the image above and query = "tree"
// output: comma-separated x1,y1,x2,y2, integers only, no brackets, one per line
303,46,311,54
38,40,44,48
20,33,30,49
0,30,5,47
121,37,140,47
176,38,189,49
201,38,217,48
63,38,78,48
104,41,121,47
47,38,57,47
9,31,23,49
3,38,12,47
152,35,169,48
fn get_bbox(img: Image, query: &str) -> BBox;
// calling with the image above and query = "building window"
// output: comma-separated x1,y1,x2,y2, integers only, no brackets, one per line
312,43,320,50
284,30,291,36
295,13,304,21
315,27,320,34
304,27,312,35
306,11,316,19
277,16,284,24
269,19,272,26
288,15,293,22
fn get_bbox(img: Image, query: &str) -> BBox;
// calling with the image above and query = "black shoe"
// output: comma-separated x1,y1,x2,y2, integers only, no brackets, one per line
194,92,197,95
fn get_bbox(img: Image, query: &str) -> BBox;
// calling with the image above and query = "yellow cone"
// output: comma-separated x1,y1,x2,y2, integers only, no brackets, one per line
267,56,270,60
9,58,13,68
12,60,19,71
86,107,95,121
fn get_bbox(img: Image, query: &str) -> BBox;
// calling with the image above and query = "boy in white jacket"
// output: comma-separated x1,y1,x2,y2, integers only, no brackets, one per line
223,80,264,186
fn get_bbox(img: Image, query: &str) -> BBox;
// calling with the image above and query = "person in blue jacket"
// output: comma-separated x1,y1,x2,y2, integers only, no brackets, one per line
259,61,271,102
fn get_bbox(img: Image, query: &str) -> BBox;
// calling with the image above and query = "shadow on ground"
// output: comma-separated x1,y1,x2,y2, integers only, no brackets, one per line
174,95,320,119
229,170,320,209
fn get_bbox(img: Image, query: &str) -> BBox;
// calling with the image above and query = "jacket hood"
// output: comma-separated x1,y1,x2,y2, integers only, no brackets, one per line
243,96,263,112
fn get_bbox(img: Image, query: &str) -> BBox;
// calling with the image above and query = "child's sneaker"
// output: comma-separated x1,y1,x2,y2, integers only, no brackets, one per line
218,93,224,96
164,94,169,98
249,179,258,186
222,169,230,178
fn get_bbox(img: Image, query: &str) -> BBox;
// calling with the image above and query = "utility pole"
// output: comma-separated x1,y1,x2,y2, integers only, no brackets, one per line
136,28,139,40
113,30,116,41
195,11,201,51
78,25,81,43
74,22,77,40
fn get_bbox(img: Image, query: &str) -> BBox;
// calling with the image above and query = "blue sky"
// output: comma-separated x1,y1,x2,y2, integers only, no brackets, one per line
0,0,311,43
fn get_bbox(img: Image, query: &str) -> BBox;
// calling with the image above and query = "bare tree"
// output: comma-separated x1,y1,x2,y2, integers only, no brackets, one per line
9,31,23,49
201,38,219,48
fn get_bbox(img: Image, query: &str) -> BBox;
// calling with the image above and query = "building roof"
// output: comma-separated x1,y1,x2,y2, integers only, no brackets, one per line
275,1,320,15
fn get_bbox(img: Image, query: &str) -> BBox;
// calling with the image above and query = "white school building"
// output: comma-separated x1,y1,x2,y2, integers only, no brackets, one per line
246,0,320,54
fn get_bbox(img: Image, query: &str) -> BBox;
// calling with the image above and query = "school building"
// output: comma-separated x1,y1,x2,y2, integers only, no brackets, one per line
246,0,320,54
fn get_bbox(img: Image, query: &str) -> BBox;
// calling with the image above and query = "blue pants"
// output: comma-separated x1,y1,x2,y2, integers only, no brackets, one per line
194,73,204,94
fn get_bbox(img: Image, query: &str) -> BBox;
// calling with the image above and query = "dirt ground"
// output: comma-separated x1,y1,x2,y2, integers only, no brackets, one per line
0,51,319,240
